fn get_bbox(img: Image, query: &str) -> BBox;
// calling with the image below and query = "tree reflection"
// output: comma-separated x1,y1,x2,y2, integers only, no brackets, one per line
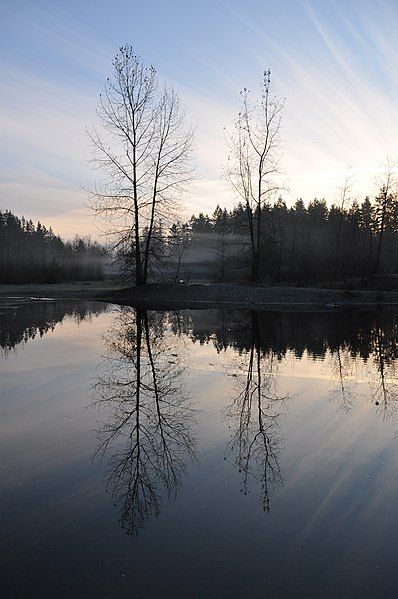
329,318,398,417
92,308,197,535
91,307,398,527
372,320,398,418
330,339,357,413
181,308,398,420
225,312,289,512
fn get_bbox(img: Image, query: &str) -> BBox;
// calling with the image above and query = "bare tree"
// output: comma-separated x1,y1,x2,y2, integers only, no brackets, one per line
212,206,231,281
333,172,355,286
330,344,357,413
88,45,195,286
226,70,285,282
168,221,191,282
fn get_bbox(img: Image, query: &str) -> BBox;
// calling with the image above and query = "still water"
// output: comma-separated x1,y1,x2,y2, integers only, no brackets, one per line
1,299,398,598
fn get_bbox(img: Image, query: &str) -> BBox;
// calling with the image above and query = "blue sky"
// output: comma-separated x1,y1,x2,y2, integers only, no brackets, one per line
1,0,398,238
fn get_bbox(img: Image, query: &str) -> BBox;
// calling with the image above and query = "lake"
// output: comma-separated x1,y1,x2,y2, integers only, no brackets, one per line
1,299,398,598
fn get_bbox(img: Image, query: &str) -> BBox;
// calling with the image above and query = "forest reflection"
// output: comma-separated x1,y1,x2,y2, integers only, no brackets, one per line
0,299,107,356
181,309,398,416
92,307,398,532
4,300,396,532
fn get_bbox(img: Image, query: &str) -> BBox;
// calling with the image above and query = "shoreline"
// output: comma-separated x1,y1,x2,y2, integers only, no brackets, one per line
2,281,398,312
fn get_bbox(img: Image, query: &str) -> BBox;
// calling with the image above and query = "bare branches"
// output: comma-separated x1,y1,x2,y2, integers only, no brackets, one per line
225,70,285,282
87,44,195,284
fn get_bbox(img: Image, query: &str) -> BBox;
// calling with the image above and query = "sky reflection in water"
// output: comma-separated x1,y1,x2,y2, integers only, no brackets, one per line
1,300,398,598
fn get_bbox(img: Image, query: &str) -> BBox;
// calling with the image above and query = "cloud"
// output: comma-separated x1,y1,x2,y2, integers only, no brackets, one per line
0,61,100,237
0,63,97,178
224,0,398,201
184,179,233,216
2,0,398,237
0,167,94,238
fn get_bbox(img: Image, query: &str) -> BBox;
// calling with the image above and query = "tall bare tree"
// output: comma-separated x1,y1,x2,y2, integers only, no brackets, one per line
333,172,354,286
226,70,284,282
88,45,195,285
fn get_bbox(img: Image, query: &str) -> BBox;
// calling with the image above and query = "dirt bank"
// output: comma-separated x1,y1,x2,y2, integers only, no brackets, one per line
99,282,398,311
2,281,398,311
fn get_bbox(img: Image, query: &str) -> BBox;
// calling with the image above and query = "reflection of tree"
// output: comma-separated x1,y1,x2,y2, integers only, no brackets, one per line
92,308,196,535
225,313,289,512
372,320,398,418
330,340,358,413
328,318,398,418
181,309,398,420
183,309,398,365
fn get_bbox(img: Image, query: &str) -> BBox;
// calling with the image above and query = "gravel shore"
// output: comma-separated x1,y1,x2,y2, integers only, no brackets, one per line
2,281,398,311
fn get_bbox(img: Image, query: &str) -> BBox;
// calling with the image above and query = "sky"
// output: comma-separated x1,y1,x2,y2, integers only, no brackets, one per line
1,0,398,239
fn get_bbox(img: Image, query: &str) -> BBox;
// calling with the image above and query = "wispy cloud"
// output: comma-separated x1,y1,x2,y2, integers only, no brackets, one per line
224,0,398,199
0,167,92,234
1,0,398,237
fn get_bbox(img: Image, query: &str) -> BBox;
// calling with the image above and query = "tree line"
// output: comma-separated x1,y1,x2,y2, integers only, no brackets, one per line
4,47,394,287
183,188,398,285
0,210,107,284
119,187,398,286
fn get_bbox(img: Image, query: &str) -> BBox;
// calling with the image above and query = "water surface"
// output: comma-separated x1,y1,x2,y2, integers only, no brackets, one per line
1,300,398,597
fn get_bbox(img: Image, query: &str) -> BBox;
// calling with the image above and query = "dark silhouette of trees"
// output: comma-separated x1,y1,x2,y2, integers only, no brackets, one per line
0,210,106,284
88,44,195,286
183,183,398,285
212,206,232,281
332,175,354,287
374,166,398,275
